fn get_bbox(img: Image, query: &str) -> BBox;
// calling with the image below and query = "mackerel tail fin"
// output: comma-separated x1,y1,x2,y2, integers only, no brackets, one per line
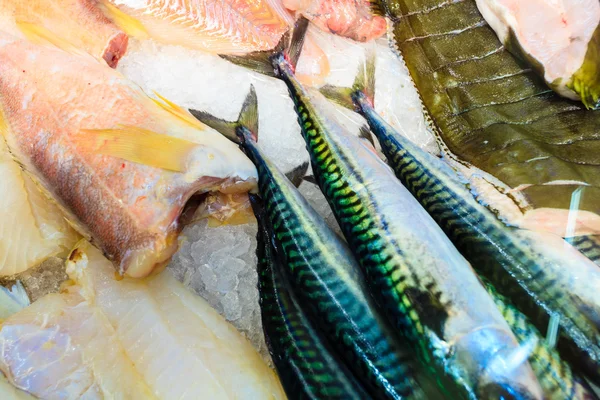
320,49,376,111
220,17,309,77
189,85,259,144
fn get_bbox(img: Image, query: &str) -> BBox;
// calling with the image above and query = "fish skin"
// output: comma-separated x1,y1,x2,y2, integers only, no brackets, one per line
205,87,424,400
484,280,598,400
104,0,291,54
566,235,600,267
0,0,127,67
0,34,257,278
364,0,600,382
227,36,544,397
253,195,369,400
377,0,600,224
340,74,600,384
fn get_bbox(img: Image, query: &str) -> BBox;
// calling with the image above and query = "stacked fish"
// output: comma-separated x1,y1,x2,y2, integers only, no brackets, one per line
0,0,598,399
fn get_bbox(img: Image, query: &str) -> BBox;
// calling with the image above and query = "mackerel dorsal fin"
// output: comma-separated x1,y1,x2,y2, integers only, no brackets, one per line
96,0,148,38
239,85,259,136
190,85,260,144
285,162,309,188
75,126,199,172
220,17,309,76
358,125,375,147
320,49,377,109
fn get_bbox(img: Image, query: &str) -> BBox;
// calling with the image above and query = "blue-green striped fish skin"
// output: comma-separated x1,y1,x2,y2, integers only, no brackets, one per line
268,52,543,400
566,235,600,267
195,86,425,400
485,280,598,400
253,196,368,400
333,61,600,384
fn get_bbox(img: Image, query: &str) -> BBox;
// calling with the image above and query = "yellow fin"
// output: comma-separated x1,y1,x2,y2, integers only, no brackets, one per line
76,126,199,172
96,0,148,39
16,22,87,57
152,92,205,129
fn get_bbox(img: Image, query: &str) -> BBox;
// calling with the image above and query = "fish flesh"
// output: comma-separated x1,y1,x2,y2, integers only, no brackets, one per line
485,280,597,400
376,0,600,235
253,195,368,399
223,23,543,398
0,240,285,399
321,55,600,382
0,138,79,277
100,0,291,54
282,0,386,42
0,0,128,67
193,86,425,399
475,0,600,108
0,33,257,278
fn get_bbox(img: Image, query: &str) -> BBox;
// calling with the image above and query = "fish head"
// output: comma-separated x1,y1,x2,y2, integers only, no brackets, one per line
450,327,543,400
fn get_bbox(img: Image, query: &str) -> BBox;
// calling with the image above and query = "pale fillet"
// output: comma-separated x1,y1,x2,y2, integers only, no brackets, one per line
475,0,600,99
0,139,78,277
0,241,286,399
105,0,291,54
0,34,257,278
282,0,386,42
0,0,128,67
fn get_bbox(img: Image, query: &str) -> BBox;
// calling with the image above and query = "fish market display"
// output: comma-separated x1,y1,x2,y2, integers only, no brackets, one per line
323,55,600,382
0,139,78,277
193,86,424,399
101,0,291,54
0,33,257,278
282,0,386,42
379,0,600,236
0,0,128,67
0,241,285,399
253,196,367,399
475,0,600,108
224,25,544,398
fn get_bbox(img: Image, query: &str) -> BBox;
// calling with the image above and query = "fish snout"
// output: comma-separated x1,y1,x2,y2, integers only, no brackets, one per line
452,327,543,400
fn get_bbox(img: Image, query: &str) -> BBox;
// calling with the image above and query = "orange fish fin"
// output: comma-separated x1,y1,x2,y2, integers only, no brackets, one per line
76,126,199,172
16,22,91,58
152,93,205,129
96,0,148,39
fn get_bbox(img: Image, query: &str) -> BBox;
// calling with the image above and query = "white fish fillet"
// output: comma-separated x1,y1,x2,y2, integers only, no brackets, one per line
0,241,286,399
0,139,79,277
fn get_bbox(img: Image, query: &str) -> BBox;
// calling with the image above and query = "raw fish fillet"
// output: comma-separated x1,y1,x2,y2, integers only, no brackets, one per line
0,241,286,399
103,0,291,54
476,0,600,107
0,0,128,67
0,139,79,277
0,34,258,278
282,0,386,42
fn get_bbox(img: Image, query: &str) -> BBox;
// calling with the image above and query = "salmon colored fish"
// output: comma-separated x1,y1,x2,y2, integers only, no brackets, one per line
0,33,257,278
100,0,292,54
0,0,128,67
282,0,387,42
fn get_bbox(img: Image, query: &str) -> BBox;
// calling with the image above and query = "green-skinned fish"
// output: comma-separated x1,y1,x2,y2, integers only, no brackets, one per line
361,0,600,382
221,21,543,399
252,195,367,399
321,54,600,382
373,0,600,232
566,235,600,267
474,0,600,108
485,280,597,400
193,86,424,400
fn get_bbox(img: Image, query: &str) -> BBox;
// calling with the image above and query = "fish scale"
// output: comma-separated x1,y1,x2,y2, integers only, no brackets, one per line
566,235,600,267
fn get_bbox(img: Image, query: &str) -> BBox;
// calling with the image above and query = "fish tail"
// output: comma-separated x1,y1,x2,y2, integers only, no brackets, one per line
190,85,259,144
320,49,377,111
220,17,309,77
